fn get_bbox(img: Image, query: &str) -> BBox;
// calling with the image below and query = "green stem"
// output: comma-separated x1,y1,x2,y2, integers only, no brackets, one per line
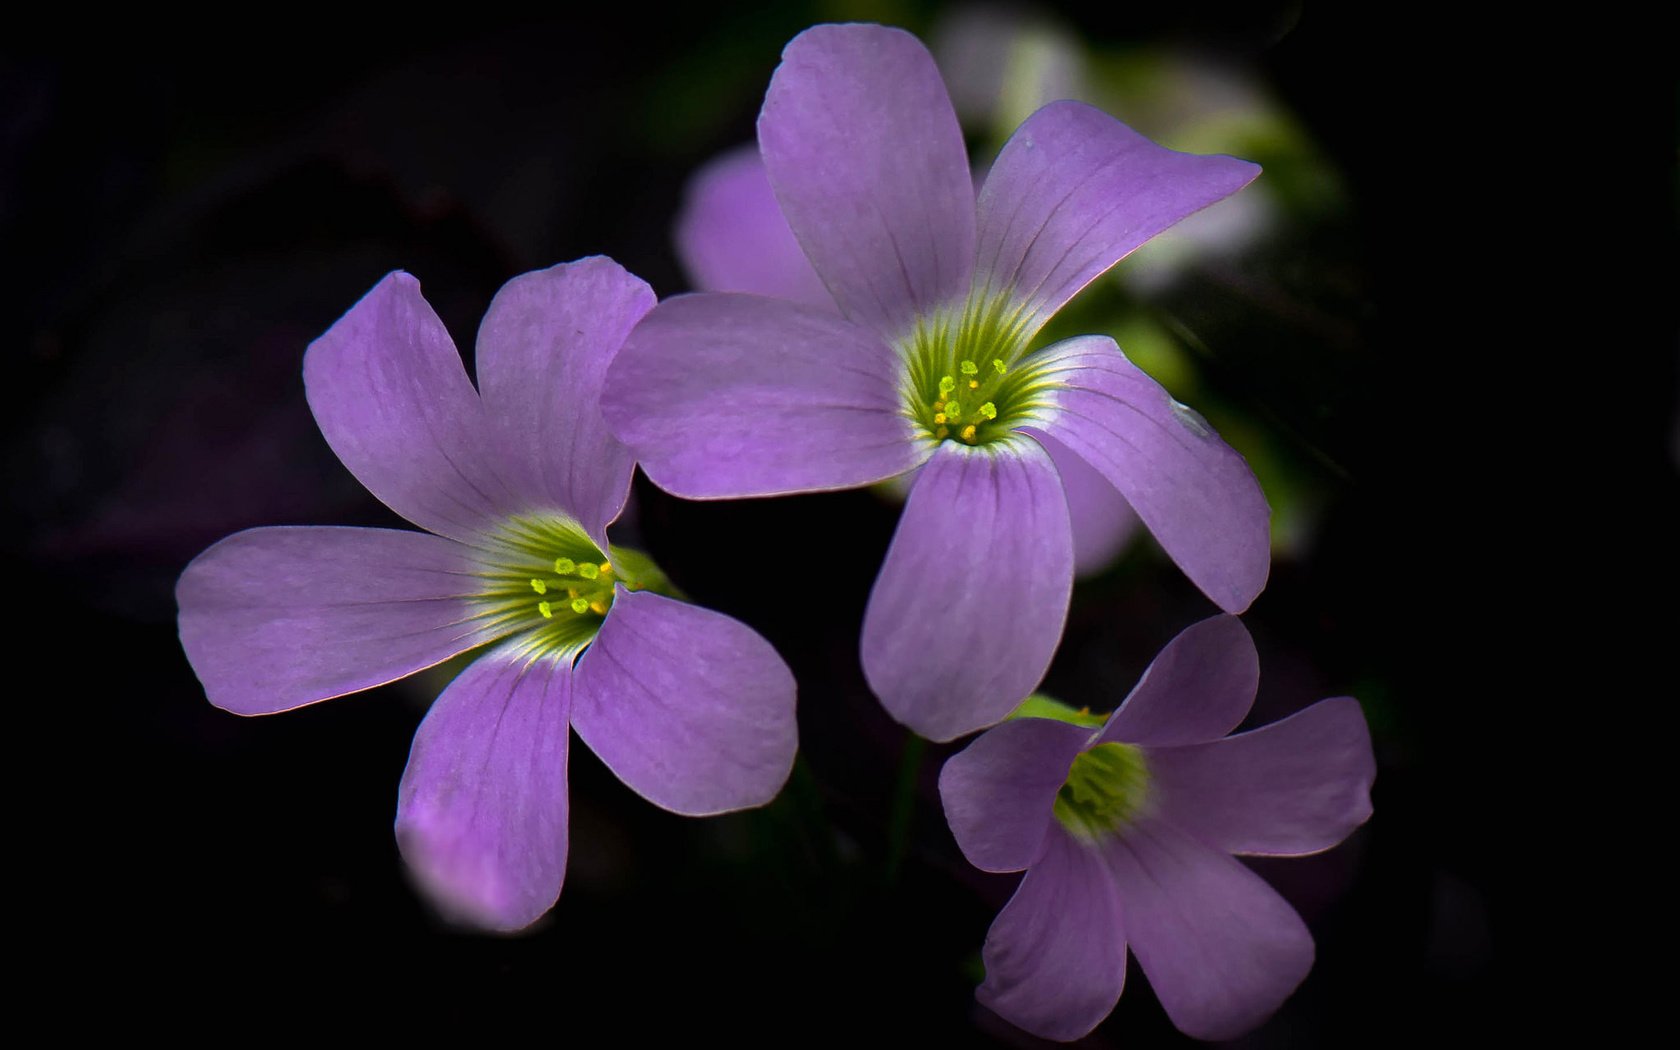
884,732,925,884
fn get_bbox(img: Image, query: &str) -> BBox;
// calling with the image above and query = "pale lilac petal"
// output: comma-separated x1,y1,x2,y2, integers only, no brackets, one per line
861,440,1073,742
974,101,1260,334
1098,614,1257,747
303,271,511,543
176,526,501,716
1026,335,1269,612
675,146,832,309
1148,698,1375,857
394,649,572,932
475,257,654,546
1033,429,1141,577
571,589,796,816
758,23,976,338
978,830,1127,1041
601,293,925,498
939,717,1091,873
1107,818,1314,1041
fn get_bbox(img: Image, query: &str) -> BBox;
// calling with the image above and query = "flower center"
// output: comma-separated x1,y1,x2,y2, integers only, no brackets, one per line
470,513,679,664
1052,743,1151,843
899,295,1056,446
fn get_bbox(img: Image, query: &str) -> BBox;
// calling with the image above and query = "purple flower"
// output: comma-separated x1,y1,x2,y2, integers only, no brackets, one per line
939,615,1374,1040
176,258,798,931
674,148,1143,579
603,23,1269,741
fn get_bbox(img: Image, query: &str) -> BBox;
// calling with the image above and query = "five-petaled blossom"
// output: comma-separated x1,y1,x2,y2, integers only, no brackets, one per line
939,615,1374,1041
176,258,798,931
603,23,1271,741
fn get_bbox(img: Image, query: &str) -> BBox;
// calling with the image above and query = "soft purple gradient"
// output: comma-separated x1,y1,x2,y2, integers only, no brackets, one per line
177,259,799,931
675,146,830,309
973,101,1260,336
939,615,1375,1041
860,440,1072,741
759,23,976,337
608,23,1267,740
602,292,924,498
476,256,654,548
1027,335,1271,613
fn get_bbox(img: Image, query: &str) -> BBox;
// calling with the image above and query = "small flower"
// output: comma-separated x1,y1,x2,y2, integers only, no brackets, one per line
176,258,798,931
604,23,1269,741
939,615,1375,1041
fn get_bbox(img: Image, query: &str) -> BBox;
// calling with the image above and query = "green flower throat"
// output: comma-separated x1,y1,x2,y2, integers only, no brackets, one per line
471,514,681,664
900,296,1058,446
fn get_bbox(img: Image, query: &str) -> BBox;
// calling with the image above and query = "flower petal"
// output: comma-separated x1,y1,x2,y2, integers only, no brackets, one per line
675,146,832,309
974,100,1260,335
939,717,1091,873
475,257,654,546
570,588,797,816
1033,429,1140,577
1097,614,1257,747
176,526,501,716
1106,819,1314,1041
303,271,511,543
978,830,1127,1041
1025,335,1270,612
601,292,925,498
861,439,1073,742
1148,697,1375,856
758,23,976,338
394,649,572,932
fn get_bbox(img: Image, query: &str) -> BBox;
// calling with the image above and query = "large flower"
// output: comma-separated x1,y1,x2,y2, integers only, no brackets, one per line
939,615,1375,1040
603,23,1269,741
176,258,798,931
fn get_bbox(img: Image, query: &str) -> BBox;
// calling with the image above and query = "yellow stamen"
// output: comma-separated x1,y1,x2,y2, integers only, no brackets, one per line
589,600,609,614
960,424,977,442
968,379,979,389
555,557,576,574
935,426,949,439
578,563,599,580
960,359,978,375
530,579,547,594
598,561,612,576
570,597,590,614
933,412,947,424
980,402,997,419
538,600,554,619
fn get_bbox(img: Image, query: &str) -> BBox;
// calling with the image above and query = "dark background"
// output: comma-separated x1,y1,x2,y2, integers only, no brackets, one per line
7,2,1671,1043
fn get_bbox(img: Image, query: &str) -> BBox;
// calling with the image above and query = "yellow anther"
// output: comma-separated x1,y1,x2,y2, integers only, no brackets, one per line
934,412,947,424
961,424,977,442
968,379,979,390
578,563,599,580
960,359,978,375
938,375,956,394
567,587,580,599
935,426,949,439
555,557,576,574
570,597,590,614
530,579,547,594
933,399,945,411
538,600,554,619
598,561,612,576
993,358,1006,374
589,599,609,614
980,402,997,419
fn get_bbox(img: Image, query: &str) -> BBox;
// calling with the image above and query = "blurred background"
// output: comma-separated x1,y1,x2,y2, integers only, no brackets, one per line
6,2,1672,1043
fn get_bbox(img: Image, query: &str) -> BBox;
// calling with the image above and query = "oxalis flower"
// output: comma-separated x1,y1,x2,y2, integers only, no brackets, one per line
603,23,1269,741
176,258,798,931
939,615,1375,1041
